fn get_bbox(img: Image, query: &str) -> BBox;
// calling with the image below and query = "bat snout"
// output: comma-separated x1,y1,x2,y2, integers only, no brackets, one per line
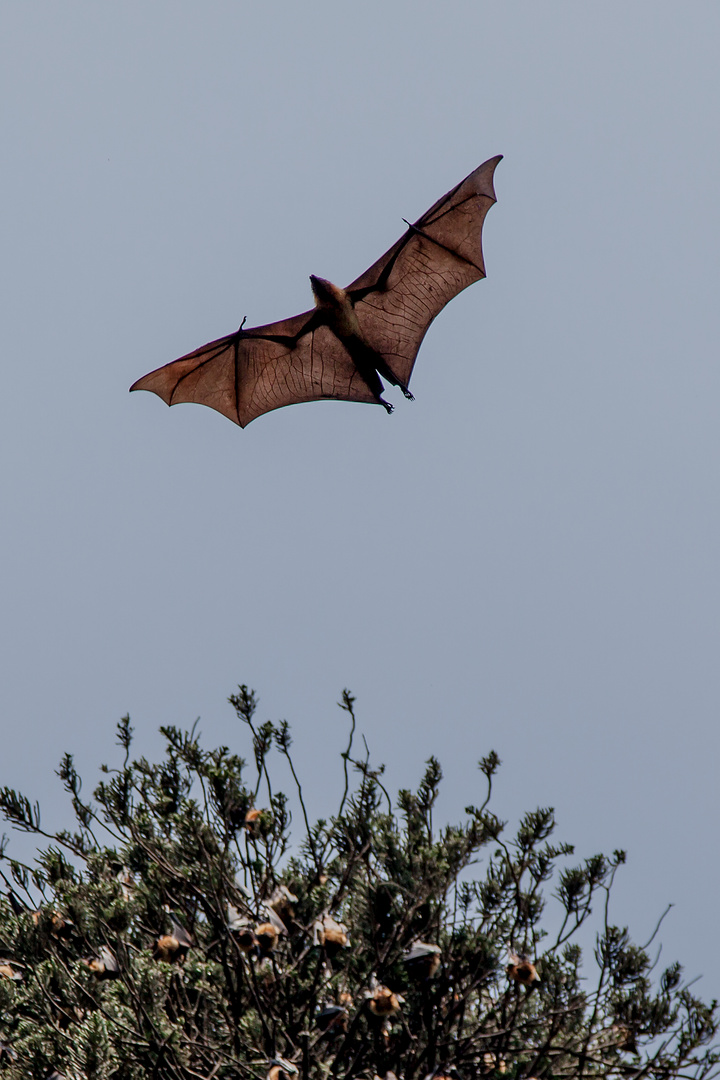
310,275,341,306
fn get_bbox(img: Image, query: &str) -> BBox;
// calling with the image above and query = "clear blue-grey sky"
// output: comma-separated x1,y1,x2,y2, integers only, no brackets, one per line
2,2,719,996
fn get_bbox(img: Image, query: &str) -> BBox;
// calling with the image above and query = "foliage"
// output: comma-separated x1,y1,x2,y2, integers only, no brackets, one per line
0,687,716,1080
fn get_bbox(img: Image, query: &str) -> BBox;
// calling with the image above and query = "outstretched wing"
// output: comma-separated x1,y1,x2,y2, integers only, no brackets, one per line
130,309,377,428
131,155,501,428
347,155,502,387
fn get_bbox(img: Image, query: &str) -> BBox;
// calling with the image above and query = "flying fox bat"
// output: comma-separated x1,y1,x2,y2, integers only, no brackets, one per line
403,940,442,979
0,960,24,982
506,951,540,985
130,156,501,428
316,1004,349,1035
85,946,120,980
267,1059,298,1080
153,918,193,963
366,981,404,1017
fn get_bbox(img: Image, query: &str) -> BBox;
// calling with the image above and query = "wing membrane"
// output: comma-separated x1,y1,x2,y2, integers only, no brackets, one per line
348,156,501,386
131,156,501,426
131,310,376,428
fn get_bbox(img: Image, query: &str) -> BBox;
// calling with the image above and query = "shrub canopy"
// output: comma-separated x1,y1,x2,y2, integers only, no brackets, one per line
0,687,717,1080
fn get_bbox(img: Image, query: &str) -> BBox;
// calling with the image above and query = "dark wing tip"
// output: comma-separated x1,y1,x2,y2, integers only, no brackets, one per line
128,366,178,407
129,371,164,396
473,155,503,202
130,353,248,426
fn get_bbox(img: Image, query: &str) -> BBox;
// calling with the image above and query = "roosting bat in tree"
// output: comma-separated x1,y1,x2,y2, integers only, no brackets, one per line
130,155,502,428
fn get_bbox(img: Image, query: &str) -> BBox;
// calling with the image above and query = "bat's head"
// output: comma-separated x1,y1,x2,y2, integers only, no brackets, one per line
310,275,345,308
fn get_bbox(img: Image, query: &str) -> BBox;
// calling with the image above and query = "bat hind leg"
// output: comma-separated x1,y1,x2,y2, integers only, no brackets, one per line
351,350,395,414
390,377,414,401
374,356,414,401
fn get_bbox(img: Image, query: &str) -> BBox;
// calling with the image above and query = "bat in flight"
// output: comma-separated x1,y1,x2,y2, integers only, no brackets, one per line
130,155,502,428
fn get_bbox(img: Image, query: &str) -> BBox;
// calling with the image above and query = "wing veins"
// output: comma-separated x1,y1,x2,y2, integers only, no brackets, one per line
350,192,491,302
234,336,241,423
402,220,485,275
168,337,236,403
421,191,481,225
132,156,501,427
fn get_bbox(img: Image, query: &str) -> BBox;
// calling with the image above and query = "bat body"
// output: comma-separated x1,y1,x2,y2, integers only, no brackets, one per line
307,276,414,413
403,940,442,979
227,904,258,952
367,983,404,1017
267,1058,298,1080
506,951,540,985
131,156,501,428
86,946,120,980
313,913,350,953
268,883,297,922
153,919,193,963
254,921,279,954
315,1005,349,1036
32,909,73,939
0,960,23,982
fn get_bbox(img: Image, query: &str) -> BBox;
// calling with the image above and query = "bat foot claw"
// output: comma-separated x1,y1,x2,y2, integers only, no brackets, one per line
402,389,415,401
381,400,394,415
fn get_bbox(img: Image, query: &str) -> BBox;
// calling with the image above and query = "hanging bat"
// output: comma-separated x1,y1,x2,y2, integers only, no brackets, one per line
315,1004,349,1037
313,913,350,954
266,1058,298,1080
0,960,24,982
403,939,442,979
152,918,193,963
31,908,74,939
130,156,502,428
85,945,120,980
227,904,258,953
268,883,298,922
506,951,540,985
365,980,404,1017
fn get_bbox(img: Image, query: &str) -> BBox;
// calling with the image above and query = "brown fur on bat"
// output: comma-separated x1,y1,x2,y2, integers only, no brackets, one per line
315,1004,349,1037
0,960,23,982
313,913,350,956
85,946,120,980
243,807,267,837
153,919,193,963
266,1058,298,1080
32,908,74,939
131,156,501,428
403,940,441,979
268,884,298,923
227,905,258,953
255,921,280,955
506,951,540,985
366,983,404,1017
